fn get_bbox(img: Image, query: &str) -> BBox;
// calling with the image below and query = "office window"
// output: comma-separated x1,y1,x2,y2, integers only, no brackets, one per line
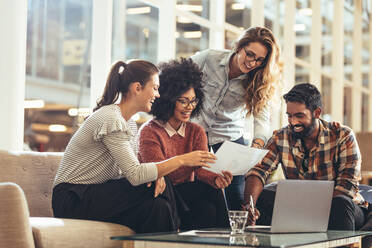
321,0,332,69
225,0,251,29
112,0,158,63
321,76,332,120
343,87,352,126
295,0,311,62
362,93,369,132
362,14,369,88
176,21,209,58
344,6,353,81
295,65,310,85
225,30,239,50
264,0,284,46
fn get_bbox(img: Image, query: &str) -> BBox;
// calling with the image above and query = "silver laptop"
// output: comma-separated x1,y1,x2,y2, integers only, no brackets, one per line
246,179,334,233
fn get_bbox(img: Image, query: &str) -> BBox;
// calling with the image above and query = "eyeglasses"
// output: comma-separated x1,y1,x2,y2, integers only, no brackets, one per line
243,47,266,65
177,97,199,108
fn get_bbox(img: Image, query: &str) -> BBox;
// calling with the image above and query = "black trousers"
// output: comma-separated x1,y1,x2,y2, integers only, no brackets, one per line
52,177,180,233
209,136,247,210
256,184,366,230
175,180,229,230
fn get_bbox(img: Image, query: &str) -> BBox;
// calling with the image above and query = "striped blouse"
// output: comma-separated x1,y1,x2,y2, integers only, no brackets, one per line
53,104,158,187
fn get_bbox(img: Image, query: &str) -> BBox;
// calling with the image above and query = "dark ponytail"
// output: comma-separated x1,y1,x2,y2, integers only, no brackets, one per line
94,60,159,112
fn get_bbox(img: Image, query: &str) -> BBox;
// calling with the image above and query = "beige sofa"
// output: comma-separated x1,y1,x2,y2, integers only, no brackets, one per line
0,150,134,248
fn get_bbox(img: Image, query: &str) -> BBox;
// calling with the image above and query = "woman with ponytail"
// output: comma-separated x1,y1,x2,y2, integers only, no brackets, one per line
52,60,216,233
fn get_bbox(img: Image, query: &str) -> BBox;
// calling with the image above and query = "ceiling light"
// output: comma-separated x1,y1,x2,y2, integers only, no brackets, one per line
126,6,151,15
231,3,245,10
176,4,203,12
299,8,312,16
177,16,192,23
49,124,67,132
24,99,45,109
68,108,91,117
294,23,306,32
183,31,202,38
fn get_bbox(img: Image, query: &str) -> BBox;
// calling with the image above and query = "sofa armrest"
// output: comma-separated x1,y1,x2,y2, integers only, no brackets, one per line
30,217,134,248
0,182,35,248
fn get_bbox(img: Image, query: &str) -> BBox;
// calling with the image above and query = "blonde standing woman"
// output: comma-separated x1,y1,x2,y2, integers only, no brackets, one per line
191,27,281,210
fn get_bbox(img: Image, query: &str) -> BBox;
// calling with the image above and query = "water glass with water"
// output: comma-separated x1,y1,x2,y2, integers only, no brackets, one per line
228,210,248,235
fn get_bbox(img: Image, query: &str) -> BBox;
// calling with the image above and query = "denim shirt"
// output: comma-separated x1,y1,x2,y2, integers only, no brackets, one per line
191,49,271,146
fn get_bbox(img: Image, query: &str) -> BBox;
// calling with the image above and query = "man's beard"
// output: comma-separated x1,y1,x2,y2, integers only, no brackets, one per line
290,117,317,140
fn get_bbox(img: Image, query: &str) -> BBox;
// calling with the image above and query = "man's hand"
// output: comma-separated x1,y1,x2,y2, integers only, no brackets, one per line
214,170,233,189
147,177,166,197
242,203,260,226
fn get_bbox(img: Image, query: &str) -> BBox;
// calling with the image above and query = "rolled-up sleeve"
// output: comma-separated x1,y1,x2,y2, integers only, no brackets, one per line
334,131,361,198
246,135,280,185
253,103,271,144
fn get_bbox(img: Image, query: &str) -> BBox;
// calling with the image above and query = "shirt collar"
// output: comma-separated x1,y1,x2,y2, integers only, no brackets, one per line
154,120,186,138
220,51,248,80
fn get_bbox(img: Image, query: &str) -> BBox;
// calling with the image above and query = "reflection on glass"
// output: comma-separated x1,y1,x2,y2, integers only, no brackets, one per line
176,22,209,58
321,0,332,68
225,0,251,28
176,0,209,19
112,0,158,63
362,93,369,132
295,65,310,85
295,0,311,62
343,87,352,126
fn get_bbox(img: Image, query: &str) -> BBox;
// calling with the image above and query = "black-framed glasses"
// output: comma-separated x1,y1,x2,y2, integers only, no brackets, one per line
177,97,199,108
243,47,266,65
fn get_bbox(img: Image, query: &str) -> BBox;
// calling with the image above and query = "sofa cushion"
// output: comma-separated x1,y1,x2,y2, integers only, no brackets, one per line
30,217,134,248
0,150,63,217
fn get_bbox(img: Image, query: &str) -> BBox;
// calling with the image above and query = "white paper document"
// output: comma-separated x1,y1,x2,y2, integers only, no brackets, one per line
205,141,269,176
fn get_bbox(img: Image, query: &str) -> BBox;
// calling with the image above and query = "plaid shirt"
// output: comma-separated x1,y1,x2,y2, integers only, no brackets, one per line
247,119,365,205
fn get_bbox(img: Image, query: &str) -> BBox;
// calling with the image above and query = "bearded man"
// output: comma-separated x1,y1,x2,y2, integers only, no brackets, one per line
244,83,367,230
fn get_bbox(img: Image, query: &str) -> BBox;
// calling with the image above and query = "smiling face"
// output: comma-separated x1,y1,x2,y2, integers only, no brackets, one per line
168,88,197,130
286,101,319,139
139,73,160,113
235,42,268,74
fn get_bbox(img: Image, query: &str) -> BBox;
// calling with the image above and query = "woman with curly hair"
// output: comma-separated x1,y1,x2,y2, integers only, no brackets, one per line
191,26,282,210
138,58,232,229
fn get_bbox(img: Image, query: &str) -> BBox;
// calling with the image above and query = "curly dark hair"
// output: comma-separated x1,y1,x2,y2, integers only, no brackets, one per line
150,58,204,122
283,83,322,112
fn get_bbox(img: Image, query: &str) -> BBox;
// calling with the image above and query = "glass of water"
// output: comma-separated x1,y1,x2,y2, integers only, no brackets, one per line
228,210,248,235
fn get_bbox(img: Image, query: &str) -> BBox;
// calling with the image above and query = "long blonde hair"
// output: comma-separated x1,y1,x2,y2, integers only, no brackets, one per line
232,27,282,116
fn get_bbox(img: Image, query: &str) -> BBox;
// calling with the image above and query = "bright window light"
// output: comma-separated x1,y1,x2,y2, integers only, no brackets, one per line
294,24,306,32
24,99,45,109
49,124,67,132
126,6,151,15
176,4,203,12
231,3,245,10
68,108,91,117
299,8,313,16
183,31,202,38
177,16,192,23
175,31,180,38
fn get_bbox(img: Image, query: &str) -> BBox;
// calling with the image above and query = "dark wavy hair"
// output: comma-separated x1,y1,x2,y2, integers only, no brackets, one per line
150,58,204,122
283,83,322,112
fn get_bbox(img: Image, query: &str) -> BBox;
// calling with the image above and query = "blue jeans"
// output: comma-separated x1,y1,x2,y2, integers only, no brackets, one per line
209,136,247,210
